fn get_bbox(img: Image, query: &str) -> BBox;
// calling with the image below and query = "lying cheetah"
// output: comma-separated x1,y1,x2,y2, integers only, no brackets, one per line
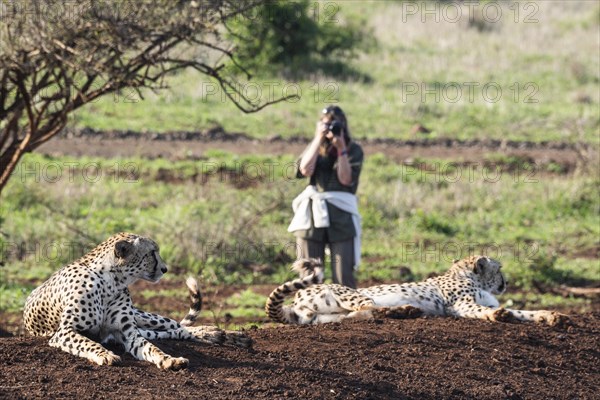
266,256,568,326
24,232,251,370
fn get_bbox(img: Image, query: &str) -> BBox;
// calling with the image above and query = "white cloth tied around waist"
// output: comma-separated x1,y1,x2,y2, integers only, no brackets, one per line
287,185,362,269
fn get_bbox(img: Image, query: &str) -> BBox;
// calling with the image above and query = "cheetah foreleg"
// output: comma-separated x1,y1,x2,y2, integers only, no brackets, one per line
380,304,424,319
504,309,569,326
186,325,253,348
138,325,253,348
447,300,514,323
120,326,189,370
450,300,569,326
109,295,188,370
137,325,222,343
49,326,121,366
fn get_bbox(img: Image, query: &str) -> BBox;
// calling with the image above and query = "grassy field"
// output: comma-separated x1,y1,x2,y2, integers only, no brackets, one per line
1,151,598,318
71,1,600,144
1,1,599,324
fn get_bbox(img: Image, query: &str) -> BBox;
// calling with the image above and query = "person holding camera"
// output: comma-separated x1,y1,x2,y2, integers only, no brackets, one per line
288,105,364,288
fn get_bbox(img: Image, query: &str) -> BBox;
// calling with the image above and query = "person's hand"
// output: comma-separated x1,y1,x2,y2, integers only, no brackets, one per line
315,121,329,141
326,130,347,152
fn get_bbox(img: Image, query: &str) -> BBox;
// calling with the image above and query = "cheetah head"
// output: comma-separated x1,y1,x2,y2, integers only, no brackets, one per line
112,233,168,283
455,255,507,295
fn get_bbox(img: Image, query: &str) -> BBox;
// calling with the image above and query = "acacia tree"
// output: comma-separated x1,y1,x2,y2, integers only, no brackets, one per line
0,0,291,194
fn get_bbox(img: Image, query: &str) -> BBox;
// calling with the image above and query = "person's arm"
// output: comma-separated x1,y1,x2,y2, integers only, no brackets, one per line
330,134,352,186
299,121,328,177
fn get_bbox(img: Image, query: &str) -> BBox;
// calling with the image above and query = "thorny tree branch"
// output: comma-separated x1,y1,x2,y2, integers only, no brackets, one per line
0,0,281,194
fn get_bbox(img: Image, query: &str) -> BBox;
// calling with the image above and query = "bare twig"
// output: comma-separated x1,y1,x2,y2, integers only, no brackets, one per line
0,0,277,194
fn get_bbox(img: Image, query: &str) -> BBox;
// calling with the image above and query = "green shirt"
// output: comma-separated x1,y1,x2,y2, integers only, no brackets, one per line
294,141,364,243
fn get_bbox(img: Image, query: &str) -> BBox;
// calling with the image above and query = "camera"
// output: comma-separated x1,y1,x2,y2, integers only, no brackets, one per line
327,120,343,136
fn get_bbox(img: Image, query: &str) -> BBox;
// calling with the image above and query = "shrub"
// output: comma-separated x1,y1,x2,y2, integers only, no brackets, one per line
226,0,372,79
415,210,458,236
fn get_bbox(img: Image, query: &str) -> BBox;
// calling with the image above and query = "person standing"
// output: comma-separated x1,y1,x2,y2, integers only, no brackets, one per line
288,105,364,288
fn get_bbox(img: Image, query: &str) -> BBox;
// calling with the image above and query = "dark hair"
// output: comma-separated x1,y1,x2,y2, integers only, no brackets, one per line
322,105,344,117
321,105,351,144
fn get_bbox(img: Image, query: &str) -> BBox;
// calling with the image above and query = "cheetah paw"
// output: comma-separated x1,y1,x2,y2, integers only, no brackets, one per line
187,326,253,348
187,326,227,345
386,305,424,319
489,308,514,323
160,357,189,371
223,331,253,348
369,308,388,320
95,352,121,366
538,311,570,327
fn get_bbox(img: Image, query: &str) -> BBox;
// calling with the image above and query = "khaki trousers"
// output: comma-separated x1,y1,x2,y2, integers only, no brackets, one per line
296,237,356,288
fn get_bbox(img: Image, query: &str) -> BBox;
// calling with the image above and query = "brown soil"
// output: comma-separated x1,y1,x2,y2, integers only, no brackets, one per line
37,130,595,174
1,280,599,399
2,276,598,399
1,313,598,400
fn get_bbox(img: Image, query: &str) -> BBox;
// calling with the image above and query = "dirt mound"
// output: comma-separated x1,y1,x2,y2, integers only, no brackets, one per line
1,313,598,399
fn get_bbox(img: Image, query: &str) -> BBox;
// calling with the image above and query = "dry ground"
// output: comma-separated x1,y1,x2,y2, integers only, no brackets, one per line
39,130,587,172
0,312,598,400
1,279,598,399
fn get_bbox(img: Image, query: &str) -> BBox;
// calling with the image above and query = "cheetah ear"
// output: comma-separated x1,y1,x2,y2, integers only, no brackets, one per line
473,257,487,274
114,240,133,259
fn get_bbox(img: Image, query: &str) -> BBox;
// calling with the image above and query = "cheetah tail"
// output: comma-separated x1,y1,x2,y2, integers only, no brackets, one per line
291,257,322,278
265,261,324,324
180,277,202,327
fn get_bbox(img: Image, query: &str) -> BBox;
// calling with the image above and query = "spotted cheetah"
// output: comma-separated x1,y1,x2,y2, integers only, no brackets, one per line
24,232,251,370
266,256,568,326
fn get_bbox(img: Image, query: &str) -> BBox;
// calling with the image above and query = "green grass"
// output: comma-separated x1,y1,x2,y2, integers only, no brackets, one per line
0,283,31,314
1,151,598,315
223,289,269,319
68,1,599,144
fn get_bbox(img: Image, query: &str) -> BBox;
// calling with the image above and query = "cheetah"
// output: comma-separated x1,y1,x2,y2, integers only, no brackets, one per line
24,232,251,370
266,256,568,326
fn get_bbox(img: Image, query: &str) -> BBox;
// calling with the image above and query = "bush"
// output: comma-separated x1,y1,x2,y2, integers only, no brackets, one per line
415,210,458,236
226,0,372,79
509,251,588,289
